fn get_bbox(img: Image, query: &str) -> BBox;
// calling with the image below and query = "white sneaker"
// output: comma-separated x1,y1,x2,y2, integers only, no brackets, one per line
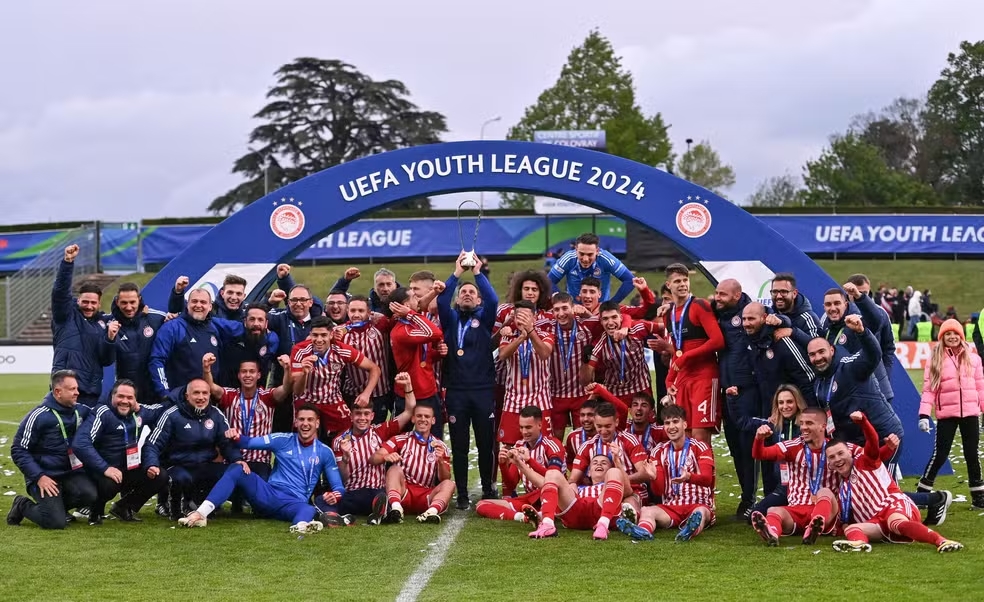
832,539,871,553
177,513,207,528
289,521,323,535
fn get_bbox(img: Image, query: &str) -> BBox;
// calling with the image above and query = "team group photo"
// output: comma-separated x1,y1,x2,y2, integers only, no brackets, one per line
2,3,983,601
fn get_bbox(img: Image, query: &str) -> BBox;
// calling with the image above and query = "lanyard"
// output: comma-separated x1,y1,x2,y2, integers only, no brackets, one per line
518,339,533,379
52,409,81,445
457,318,472,351
671,296,693,350
240,390,259,436
640,426,651,450
595,436,612,461
296,438,320,495
815,377,835,410
786,419,794,441
556,322,575,371
670,438,691,496
413,431,434,454
346,320,368,330
804,441,826,495
122,415,138,446
527,434,543,451
606,337,627,381
839,478,853,523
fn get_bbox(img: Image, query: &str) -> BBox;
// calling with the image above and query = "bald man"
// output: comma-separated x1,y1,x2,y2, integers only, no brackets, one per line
712,279,758,519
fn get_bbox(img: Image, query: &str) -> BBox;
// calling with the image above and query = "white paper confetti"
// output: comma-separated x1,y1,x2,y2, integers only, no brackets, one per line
812,550,821,555
3,491,16,496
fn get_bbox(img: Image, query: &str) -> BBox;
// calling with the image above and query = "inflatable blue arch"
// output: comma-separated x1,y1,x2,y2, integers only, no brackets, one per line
140,140,933,476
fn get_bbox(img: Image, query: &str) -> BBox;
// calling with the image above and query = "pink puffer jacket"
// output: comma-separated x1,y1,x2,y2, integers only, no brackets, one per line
919,345,984,419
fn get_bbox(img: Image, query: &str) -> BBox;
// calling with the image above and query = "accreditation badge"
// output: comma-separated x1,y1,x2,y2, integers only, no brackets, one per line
126,445,141,470
68,448,84,471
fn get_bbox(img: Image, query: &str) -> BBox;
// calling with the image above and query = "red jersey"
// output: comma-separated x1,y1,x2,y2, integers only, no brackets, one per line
576,483,605,499
380,431,451,488
503,434,566,494
389,312,444,399
332,419,403,490
624,423,668,454
219,388,278,464
499,319,555,414
648,438,715,506
662,296,724,383
753,437,844,506
620,286,658,320
572,432,646,477
564,427,595,467
588,323,652,397
426,311,445,390
549,319,593,399
835,417,914,524
290,340,365,431
341,323,392,398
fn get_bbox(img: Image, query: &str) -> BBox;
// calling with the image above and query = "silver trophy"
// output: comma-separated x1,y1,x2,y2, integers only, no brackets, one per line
458,200,482,268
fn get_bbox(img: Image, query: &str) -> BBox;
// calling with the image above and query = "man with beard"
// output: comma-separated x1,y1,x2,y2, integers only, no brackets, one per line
769,272,822,339
143,379,245,520
267,277,324,432
177,404,346,534
437,252,499,508
72,379,168,523
548,232,636,303
215,303,280,389
148,288,243,400
168,274,249,321
846,274,897,393
742,302,817,409
332,267,400,314
51,244,116,407
109,282,169,403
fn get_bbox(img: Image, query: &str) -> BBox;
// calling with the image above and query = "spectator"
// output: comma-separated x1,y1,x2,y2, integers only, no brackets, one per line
907,289,924,338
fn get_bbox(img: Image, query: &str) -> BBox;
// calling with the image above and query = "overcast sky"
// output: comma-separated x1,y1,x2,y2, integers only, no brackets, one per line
0,0,980,224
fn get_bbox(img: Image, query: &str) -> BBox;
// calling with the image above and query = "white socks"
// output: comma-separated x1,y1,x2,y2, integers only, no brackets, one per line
197,501,216,518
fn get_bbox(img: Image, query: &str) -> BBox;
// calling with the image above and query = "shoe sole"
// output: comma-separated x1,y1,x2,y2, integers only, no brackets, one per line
386,509,404,524
938,542,963,554
676,512,703,542
751,512,778,547
418,514,441,524
529,528,557,539
802,515,824,546
616,517,653,541
832,541,870,553
621,504,638,524
368,495,387,525
522,505,540,528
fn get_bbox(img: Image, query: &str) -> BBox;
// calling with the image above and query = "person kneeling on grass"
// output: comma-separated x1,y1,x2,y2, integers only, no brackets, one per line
614,404,716,542
178,403,347,534
370,404,455,524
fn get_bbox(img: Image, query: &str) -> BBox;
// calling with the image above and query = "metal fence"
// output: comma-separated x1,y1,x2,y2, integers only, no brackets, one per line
4,226,98,340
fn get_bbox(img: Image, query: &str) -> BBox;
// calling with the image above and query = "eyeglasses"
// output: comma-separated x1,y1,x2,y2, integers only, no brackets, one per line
288,298,311,303
770,289,792,296
326,301,347,306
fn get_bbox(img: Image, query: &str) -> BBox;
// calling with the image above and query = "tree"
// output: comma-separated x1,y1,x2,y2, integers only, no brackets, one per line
209,57,448,214
501,30,674,210
746,173,806,207
802,133,938,207
676,140,736,198
924,40,984,204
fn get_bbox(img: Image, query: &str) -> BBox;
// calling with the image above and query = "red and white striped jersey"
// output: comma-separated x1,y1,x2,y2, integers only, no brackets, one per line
512,434,566,493
290,340,365,405
576,483,605,499
623,423,668,454
380,431,451,488
837,455,913,523
499,319,555,414
332,419,403,490
572,432,646,476
219,388,278,464
649,438,715,507
579,314,604,342
564,427,595,466
767,438,845,506
341,324,392,398
589,324,653,397
549,320,593,399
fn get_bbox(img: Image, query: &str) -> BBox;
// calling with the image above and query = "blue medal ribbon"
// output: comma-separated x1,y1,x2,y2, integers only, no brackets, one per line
640,426,651,451
413,431,434,455
670,438,691,497
457,318,472,352
296,438,320,497
839,478,853,524
345,320,368,330
815,377,835,410
595,437,612,461
671,296,693,351
527,434,543,451
804,441,827,495
122,415,138,447
556,322,575,371
240,390,259,436
606,337,627,382
518,339,533,380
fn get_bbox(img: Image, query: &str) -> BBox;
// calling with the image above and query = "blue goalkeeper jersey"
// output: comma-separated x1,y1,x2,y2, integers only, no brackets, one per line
241,433,345,502
548,248,634,302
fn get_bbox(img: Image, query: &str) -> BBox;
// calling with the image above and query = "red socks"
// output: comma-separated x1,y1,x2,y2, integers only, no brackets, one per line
639,519,655,534
845,525,869,543
428,499,448,515
387,489,402,505
891,518,945,546
539,482,559,520
766,513,783,537
600,480,624,520
812,497,833,523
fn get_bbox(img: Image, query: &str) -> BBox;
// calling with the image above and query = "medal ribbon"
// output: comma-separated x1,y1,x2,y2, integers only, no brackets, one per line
670,438,691,497
804,441,827,495
671,296,693,352
518,339,533,380
556,322,575,371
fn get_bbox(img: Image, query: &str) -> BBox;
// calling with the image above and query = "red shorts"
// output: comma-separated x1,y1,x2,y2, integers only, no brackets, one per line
502,489,541,512
657,503,713,528
551,396,588,429
401,483,437,515
559,497,602,530
674,378,719,431
870,496,922,542
780,505,836,535
298,400,352,433
498,411,553,443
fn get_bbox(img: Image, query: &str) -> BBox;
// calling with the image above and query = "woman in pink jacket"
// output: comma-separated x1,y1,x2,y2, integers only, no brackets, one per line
917,319,984,508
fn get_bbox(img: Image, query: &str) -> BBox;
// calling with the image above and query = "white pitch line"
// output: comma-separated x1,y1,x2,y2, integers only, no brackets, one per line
395,491,476,602
0,420,20,426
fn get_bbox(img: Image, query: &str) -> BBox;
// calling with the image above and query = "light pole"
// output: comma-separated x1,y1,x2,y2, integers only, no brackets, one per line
685,138,694,154
479,116,501,207
249,146,271,196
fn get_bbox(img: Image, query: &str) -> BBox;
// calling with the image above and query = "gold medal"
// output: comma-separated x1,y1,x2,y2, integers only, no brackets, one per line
457,349,465,357
420,361,427,368
522,378,528,385
675,350,683,357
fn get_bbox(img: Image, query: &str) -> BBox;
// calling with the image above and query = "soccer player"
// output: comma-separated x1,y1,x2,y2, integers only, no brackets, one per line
584,302,654,414
331,372,417,523
291,316,381,443
339,295,393,423
51,244,116,407
498,300,555,453
203,354,292,481
476,406,566,521
548,232,635,303
615,405,716,542
524,453,633,540
386,287,446,437
661,263,725,445
177,404,346,534
548,293,593,439
371,403,455,524
748,408,839,546
564,398,599,467
7,371,97,529
828,412,963,554
568,402,648,505
623,392,668,453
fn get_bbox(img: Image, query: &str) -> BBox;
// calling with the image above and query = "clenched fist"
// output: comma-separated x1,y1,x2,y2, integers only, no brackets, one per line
276,264,291,278
174,276,190,294
64,245,80,263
